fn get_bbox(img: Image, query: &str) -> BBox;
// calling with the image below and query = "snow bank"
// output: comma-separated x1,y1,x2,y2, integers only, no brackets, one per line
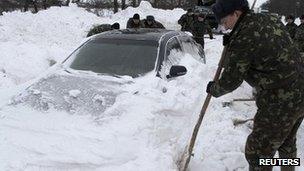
110,1,185,30
0,1,303,171
0,1,184,89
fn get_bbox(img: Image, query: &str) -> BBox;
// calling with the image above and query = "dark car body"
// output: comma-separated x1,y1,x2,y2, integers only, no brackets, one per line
64,28,204,78
12,29,204,115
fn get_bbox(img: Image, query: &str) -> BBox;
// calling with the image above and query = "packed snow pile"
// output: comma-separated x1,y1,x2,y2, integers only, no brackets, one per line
0,1,303,171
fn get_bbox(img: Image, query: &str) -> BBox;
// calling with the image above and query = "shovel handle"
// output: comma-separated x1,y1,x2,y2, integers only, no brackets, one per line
181,47,227,171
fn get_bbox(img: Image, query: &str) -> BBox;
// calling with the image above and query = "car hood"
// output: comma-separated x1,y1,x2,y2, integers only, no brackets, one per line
11,70,133,115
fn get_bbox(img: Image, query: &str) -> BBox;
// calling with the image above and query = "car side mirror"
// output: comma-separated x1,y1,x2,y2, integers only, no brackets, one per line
166,65,187,79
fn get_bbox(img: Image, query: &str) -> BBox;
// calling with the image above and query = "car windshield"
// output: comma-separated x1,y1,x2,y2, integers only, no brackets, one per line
68,38,159,77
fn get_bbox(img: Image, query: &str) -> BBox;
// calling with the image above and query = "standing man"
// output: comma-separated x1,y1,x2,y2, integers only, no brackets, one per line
295,15,304,53
191,13,214,49
207,0,304,171
178,8,194,31
142,15,165,29
127,13,143,29
285,15,298,39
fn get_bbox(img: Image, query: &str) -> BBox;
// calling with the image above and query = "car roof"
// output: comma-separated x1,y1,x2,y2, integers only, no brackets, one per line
91,28,181,42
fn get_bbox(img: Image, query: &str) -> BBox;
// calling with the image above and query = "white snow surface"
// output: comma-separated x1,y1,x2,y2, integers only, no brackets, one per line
0,1,303,171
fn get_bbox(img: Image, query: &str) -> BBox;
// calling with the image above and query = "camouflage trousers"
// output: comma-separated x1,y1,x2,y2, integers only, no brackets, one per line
193,37,205,49
245,78,304,171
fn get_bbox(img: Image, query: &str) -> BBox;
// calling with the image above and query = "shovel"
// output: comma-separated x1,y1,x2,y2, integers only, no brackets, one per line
177,46,227,171
222,98,255,107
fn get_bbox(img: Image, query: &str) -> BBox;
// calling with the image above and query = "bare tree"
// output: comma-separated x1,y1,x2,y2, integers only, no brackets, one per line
132,0,136,7
24,0,38,13
153,0,158,8
177,0,182,7
121,0,126,9
114,0,118,13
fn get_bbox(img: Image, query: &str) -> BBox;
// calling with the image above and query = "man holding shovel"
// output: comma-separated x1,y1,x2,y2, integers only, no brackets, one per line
206,0,304,170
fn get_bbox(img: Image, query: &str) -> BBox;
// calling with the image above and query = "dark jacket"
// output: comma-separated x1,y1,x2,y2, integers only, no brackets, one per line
178,14,194,31
209,12,304,101
295,23,304,52
190,17,213,38
286,22,298,39
126,18,144,29
141,19,165,29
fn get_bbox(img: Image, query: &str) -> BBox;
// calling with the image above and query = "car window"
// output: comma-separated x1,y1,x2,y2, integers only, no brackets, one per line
165,37,182,59
159,37,183,78
179,35,206,63
67,38,159,77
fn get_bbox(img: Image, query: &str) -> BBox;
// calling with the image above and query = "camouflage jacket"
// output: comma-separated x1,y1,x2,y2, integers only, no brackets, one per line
141,19,165,29
285,22,298,39
126,18,144,29
209,12,303,98
178,14,194,31
87,24,112,37
295,23,304,52
190,17,213,38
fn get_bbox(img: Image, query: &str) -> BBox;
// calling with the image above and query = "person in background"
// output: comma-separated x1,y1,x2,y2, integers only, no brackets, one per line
190,13,213,49
285,15,298,39
142,15,165,29
178,8,194,31
87,23,120,37
295,15,304,53
127,13,144,29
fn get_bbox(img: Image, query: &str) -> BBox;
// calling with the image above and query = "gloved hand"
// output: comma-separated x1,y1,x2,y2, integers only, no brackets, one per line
206,81,215,94
223,34,231,46
210,36,214,39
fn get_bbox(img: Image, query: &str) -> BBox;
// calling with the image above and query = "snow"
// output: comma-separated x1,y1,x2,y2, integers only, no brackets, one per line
69,90,82,98
247,0,268,8
0,1,303,171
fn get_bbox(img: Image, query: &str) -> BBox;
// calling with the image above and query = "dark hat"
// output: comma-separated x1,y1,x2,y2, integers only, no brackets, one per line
133,13,140,20
111,22,120,29
147,15,155,21
286,15,295,21
212,0,249,22
300,15,304,20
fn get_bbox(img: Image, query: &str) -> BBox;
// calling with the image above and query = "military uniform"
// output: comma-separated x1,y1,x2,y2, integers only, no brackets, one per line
126,18,144,29
286,22,298,39
141,19,165,29
190,16,213,49
295,23,304,52
208,11,304,171
86,24,112,37
178,14,194,31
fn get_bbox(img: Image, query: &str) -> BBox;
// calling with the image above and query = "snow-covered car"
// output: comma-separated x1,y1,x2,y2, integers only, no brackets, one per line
11,29,205,115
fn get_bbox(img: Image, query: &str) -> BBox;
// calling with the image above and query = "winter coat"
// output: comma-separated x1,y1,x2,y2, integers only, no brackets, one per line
295,23,304,52
286,22,298,39
126,18,144,29
208,11,304,102
141,19,165,29
178,14,194,31
190,17,213,38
